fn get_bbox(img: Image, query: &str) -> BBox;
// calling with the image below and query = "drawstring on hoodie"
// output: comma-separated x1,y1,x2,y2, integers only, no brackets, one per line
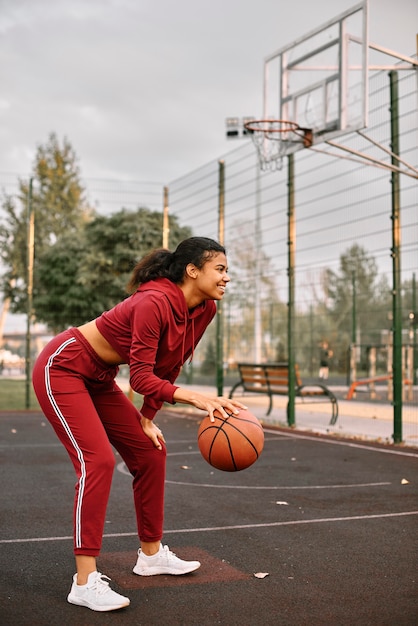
183,317,195,364
134,278,212,369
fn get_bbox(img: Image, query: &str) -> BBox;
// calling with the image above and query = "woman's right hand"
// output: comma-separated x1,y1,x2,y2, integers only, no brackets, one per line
173,388,247,423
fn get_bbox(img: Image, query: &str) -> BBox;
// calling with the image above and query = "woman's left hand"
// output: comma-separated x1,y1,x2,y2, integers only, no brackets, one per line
140,416,166,450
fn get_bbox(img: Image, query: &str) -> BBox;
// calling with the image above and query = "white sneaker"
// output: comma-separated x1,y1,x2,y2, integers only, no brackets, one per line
133,544,201,576
67,571,130,612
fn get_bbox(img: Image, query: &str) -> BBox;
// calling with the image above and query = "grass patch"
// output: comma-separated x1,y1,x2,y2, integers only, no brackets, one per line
0,377,144,411
0,378,40,411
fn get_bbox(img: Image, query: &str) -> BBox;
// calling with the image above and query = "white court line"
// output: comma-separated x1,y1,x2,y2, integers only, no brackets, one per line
164,480,392,490
117,461,392,490
263,428,418,458
0,443,61,449
1,511,417,545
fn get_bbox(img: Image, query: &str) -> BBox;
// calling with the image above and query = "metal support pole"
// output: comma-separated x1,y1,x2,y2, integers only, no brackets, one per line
309,305,314,377
412,273,417,385
162,186,169,249
216,160,225,396
254,165,262,362
349,271,357,386
389,70,402,444
352,272,357,346
287,154,296,427
25,178,34,409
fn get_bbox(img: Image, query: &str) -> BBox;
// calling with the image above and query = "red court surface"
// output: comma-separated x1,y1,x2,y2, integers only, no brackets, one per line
0,409,417,625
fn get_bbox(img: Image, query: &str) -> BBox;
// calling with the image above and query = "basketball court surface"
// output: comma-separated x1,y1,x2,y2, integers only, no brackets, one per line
1,408,417,625
1,3,417,624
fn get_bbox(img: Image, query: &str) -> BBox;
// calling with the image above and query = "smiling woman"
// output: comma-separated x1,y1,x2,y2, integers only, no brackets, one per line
31,236,247,612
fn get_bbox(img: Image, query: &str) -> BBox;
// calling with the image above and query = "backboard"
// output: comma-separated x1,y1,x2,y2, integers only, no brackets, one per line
264,1,368,155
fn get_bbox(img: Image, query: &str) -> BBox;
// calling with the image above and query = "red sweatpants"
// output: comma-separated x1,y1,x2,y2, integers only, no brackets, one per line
32,328,166,556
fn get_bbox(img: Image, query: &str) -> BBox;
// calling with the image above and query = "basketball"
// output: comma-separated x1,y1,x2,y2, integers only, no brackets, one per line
197,408,264,472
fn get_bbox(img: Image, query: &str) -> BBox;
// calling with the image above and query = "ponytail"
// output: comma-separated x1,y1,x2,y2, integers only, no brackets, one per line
127,248,172,293
127,236,225,293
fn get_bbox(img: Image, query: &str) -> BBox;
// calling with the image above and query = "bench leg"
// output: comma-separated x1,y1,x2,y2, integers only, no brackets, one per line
266,394,273,416
329,398,339,426
228,382,243,399
285,401,293,427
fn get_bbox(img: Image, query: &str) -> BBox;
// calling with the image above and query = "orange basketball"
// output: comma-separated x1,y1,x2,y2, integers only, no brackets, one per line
197,408,264,472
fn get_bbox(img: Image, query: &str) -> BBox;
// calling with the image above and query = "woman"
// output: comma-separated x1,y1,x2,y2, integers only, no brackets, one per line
32,236,246,612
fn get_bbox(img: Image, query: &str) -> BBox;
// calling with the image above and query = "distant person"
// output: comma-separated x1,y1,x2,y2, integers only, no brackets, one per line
32,237,246,612
319,341,333,380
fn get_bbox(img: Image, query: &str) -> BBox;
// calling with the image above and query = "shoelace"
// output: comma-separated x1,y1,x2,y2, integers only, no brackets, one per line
88,573,112,595
160,545,177,561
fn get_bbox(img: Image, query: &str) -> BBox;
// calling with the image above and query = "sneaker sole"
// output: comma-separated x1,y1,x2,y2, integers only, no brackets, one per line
133,562,201,576
67,594,130,612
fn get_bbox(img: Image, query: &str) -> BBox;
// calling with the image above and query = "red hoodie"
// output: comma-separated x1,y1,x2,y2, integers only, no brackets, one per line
95,278,216,419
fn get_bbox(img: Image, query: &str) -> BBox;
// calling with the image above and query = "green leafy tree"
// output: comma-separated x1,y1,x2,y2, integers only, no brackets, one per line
34,207,192,331
227,221,284,362
321,244,391,371
0,133,91,316
324,244,390,338
0,195,28,302
78,208,191,308
26,133,88,247
34,232,102,332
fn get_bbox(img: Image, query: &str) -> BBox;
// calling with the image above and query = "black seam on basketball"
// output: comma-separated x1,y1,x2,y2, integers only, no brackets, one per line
198,414,263,470
209,431,237,470
209,427,232,467
199,423,239,470
215,417,262,457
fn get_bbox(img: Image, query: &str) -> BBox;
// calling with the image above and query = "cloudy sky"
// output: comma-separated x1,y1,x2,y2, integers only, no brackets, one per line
1,0,417,185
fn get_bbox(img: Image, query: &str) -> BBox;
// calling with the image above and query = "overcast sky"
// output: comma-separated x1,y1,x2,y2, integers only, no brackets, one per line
1,0,417,185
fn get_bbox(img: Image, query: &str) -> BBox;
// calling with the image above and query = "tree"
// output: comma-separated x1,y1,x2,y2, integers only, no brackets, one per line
0,133,91,318
325,244,375,318
34,232,102,332
0,194,28,307
321,244,392,372
78,207,191,307
34,207,192,331
226,221,285,362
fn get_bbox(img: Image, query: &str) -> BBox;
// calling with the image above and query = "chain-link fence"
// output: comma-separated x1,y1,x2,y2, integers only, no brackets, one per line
1,65,417,440
165,65,417,438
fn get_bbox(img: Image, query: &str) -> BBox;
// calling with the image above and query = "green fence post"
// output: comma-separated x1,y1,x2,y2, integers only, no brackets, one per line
216,160,225,396
287,154,296,426
389,70,402,444
25,178,34,410
412,274,417,386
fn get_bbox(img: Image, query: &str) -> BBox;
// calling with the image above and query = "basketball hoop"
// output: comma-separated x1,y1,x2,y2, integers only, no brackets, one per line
243,119,313,171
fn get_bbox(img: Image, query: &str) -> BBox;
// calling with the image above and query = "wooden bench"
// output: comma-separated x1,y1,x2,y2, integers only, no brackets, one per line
229,362,338,425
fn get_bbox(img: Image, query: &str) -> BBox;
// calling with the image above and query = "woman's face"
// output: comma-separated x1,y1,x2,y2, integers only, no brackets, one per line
192,252,230,301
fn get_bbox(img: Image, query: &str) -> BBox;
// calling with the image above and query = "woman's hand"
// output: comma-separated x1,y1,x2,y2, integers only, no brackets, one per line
140,416,166,450
173,388,247,422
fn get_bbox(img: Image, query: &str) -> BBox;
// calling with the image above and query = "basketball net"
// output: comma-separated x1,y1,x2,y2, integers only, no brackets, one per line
244,120,312,171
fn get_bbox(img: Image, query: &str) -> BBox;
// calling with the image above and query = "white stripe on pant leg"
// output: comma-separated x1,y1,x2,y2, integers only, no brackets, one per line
44,337,86,549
